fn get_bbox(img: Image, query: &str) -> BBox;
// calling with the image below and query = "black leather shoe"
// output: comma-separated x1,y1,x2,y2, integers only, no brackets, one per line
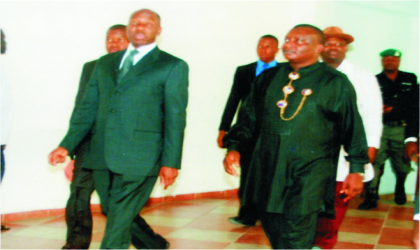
228,216,256,226
61,243,85,249
358,188,378,210
1,225,10,231
357,198,377,210
394,188,407,205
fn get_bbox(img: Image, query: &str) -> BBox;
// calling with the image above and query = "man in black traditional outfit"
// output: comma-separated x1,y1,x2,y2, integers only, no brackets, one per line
218,35,279,227
223,24,369,249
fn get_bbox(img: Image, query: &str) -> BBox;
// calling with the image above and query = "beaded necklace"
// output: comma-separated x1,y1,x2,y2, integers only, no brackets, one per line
276,72,313,121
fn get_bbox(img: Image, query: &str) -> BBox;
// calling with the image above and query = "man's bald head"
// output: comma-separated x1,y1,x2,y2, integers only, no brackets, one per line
130,9,161,26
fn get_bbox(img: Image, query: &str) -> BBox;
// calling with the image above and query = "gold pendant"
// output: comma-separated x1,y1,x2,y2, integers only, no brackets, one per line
277,72,312,121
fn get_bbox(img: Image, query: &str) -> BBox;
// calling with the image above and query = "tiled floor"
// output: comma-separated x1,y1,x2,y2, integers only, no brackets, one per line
1,196,417,249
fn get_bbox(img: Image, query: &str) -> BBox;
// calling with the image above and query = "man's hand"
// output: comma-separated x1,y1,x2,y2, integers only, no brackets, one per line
48,147,69,166
404,141,419,162
223,150,240,177
383,104,393,114
159,166,178,190
217,130,226,148
341,173,364,203
367,147,377,163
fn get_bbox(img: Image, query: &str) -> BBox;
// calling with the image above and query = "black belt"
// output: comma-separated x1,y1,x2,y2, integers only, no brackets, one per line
384,120,406,127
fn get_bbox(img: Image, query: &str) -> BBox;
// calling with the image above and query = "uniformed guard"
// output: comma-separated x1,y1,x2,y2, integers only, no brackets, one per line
358,49,419,210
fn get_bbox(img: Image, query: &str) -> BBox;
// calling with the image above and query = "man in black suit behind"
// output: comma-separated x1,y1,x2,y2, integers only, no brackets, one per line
217,35,279,226
49,9,188,249
61,24,129,249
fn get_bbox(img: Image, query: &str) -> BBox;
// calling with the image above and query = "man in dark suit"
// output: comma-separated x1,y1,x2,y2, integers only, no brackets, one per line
49,9,188,249
223,24,368,249
61,24,129,250
217,35,279,226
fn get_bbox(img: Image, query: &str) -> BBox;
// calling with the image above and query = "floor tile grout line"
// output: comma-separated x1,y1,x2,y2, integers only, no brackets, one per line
374,203,391,249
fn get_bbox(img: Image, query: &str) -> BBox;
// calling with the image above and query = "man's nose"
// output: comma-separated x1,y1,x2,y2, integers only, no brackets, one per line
134,23,147,31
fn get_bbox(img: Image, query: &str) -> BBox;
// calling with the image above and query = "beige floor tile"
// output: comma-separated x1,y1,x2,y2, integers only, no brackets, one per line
385,219,415,229
379,199,415,208
209,206,239,215
142,215,192,227
4,216,60,226
89,242,101,249
337,231,379,245
345,209,388,219
12,225,67,240
181,199,230,206
166,228,243,243
376,244,412,249
225,243,271,249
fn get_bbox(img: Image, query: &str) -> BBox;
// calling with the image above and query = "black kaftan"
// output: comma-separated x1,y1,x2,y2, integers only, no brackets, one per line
224,62,369,218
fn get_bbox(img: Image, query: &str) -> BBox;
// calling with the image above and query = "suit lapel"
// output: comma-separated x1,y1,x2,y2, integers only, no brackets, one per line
117,47,161,88
131,47,160,76
102,50,125,86
250,62,257,80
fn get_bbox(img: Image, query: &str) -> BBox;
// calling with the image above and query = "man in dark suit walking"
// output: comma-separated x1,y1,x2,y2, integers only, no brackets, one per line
49,9,188,249
217,35,279,227
61,24,129,250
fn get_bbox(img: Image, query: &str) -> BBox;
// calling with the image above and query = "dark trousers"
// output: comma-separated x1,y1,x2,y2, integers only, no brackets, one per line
65,161,95,248
260,211,318,249
237,142,258,221
1,145,5,181
93,170,165,249
369,125,412,189
313,182,349,249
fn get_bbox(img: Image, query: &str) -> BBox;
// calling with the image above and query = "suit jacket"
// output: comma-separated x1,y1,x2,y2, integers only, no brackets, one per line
60,47,189,176
71,60,97,160
219,62,257,131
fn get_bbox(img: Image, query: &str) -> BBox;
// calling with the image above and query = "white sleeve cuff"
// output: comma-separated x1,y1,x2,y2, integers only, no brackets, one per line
405,137,418,144
414,214,420,221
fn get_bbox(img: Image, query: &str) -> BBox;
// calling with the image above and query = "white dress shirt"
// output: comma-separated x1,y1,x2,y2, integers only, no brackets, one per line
335,59,383,182
119,42,157,69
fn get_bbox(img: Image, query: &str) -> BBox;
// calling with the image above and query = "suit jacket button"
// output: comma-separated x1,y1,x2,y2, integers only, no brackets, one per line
109,108,115,113
114,91,119,95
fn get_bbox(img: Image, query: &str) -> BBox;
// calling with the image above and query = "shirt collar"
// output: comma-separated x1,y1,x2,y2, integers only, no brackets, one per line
120,42,157,68
286,61,322,75
128,42,157,56
257,59,277,68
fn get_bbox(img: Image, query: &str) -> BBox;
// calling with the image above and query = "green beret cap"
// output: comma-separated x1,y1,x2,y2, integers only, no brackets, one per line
380,49,402,57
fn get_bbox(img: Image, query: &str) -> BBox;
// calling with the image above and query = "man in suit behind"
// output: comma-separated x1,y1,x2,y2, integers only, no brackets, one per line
217,35,279,226
61,24,129,250
49,9,189,249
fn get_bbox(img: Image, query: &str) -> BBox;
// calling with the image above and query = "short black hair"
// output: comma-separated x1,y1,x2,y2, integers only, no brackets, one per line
260,34,278,44
108,24,127,31
293,24,325,44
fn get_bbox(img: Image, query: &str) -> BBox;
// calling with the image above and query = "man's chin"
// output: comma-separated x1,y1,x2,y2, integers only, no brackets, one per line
384,69,397,73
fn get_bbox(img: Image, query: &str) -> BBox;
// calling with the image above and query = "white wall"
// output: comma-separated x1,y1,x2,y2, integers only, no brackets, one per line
0,1,418,214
